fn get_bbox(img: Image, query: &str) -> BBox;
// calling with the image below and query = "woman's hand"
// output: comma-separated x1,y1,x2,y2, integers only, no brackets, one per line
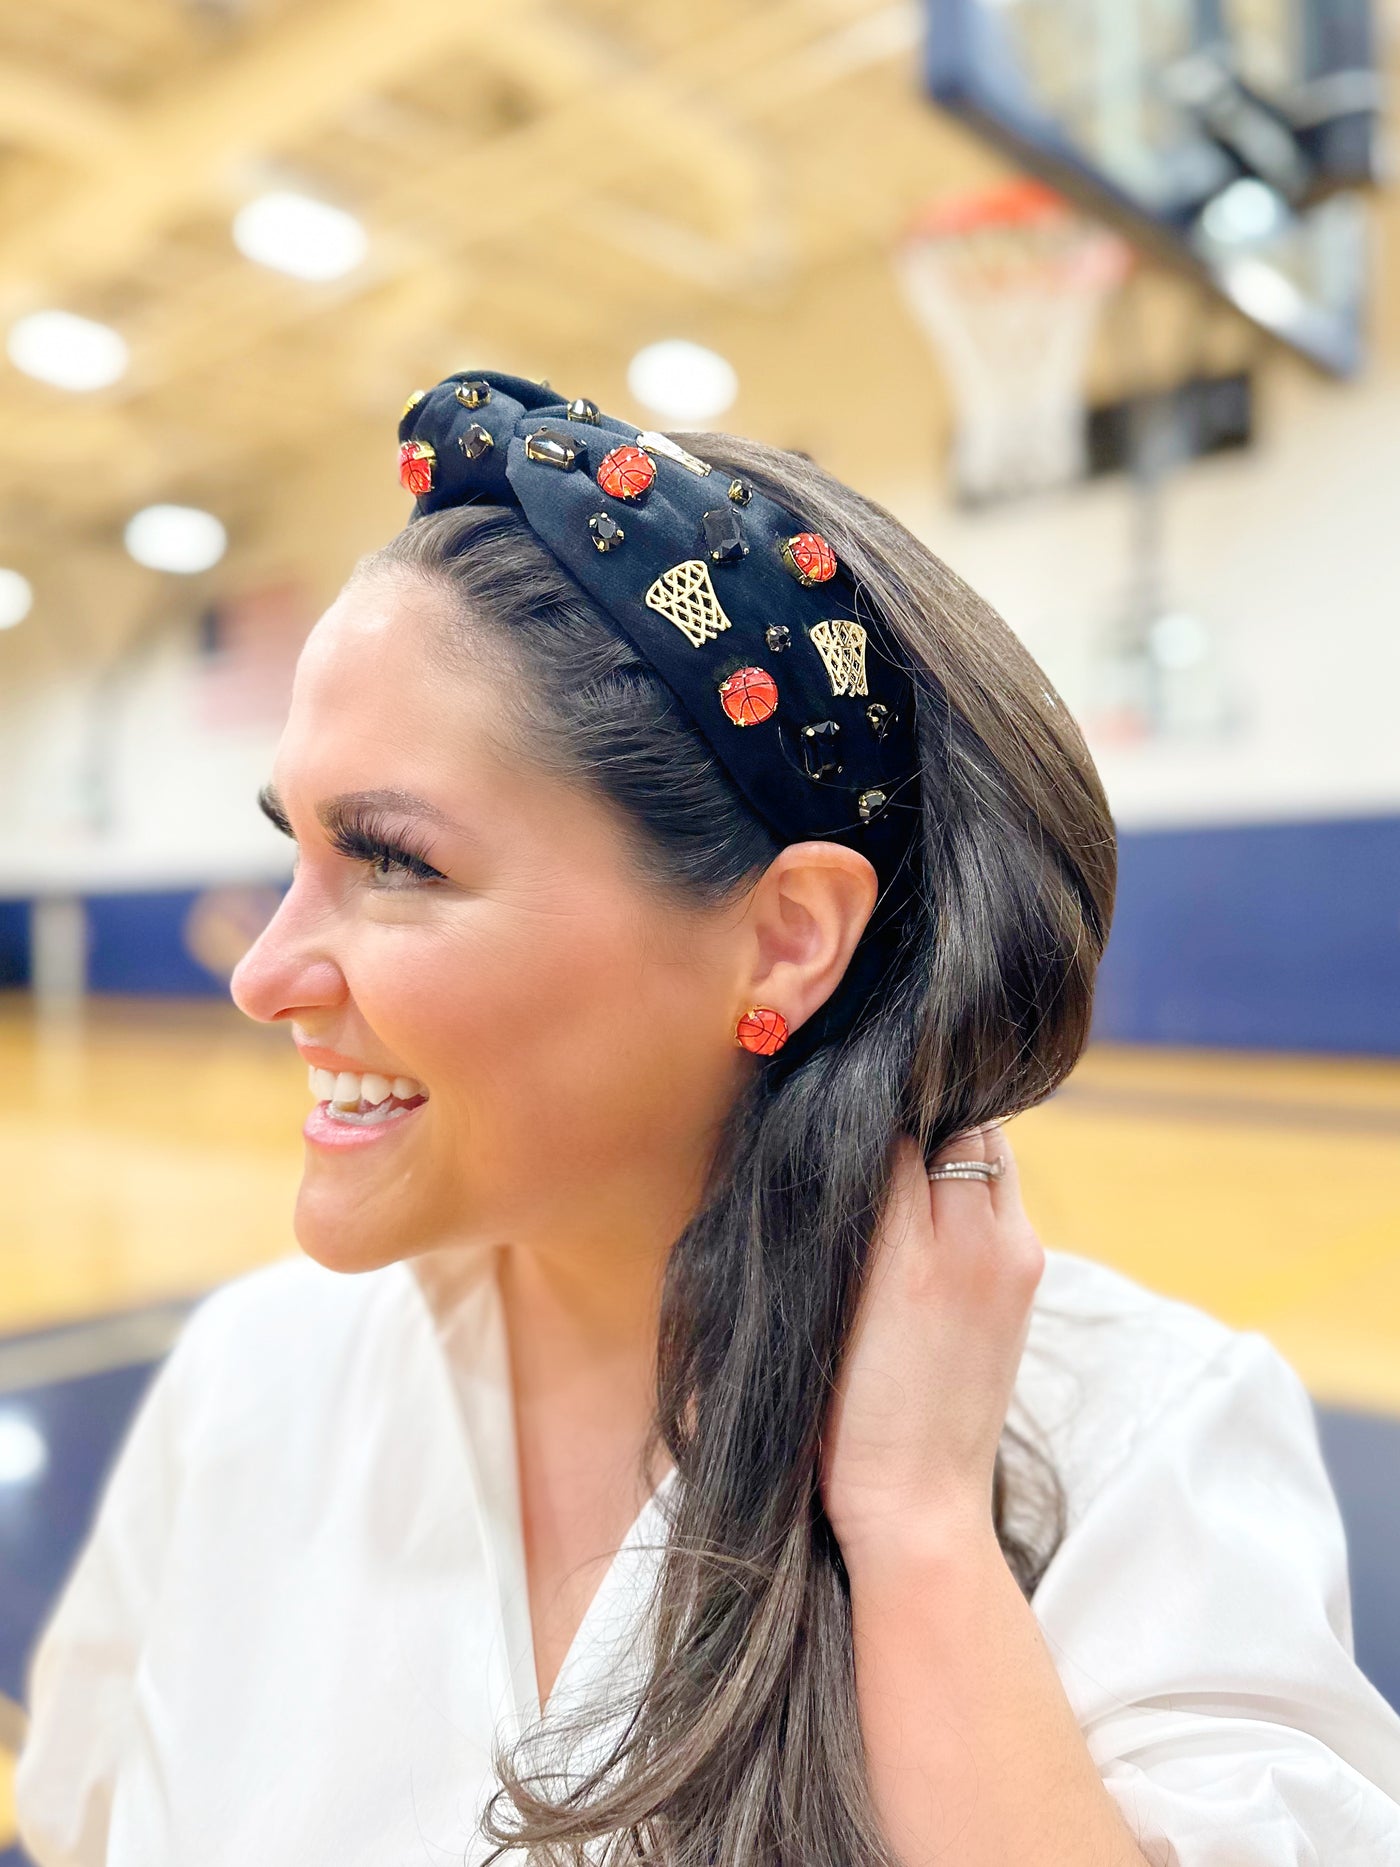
819,1125,1045,1567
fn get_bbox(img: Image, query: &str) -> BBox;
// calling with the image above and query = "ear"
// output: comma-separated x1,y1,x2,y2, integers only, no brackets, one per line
737,841,879,1033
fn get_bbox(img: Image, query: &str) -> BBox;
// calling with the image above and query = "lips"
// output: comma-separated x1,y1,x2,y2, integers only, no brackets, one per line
303,1095,425,1149
297,1047,430,1150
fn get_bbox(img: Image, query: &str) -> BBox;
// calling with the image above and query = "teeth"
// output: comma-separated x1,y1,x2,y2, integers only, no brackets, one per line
307,1064,427,1106
326,1100,413,1128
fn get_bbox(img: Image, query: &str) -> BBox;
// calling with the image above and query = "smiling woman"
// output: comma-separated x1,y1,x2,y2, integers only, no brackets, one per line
14,371,1400,1867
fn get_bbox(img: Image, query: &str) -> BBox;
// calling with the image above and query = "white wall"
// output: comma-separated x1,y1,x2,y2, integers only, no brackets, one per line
896,360,1400,829
0,614,295,896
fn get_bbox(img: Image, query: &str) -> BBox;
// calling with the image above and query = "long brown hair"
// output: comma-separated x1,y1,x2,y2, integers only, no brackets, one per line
365,426,1115,1865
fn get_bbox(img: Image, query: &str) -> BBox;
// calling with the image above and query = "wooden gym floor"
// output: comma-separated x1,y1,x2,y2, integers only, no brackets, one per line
2,991,1398,1855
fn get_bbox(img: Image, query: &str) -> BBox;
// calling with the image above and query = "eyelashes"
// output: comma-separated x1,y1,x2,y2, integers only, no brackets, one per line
257,788,446,883
328,817,446,883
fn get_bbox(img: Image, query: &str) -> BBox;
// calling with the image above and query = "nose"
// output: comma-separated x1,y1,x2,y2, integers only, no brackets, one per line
230,881,347,1026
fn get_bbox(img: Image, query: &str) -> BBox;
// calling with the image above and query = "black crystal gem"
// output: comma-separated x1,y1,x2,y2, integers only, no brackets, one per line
727,477,752,505
765,625,791,653
865,702,893,739
458,422,493,461
524,425,585,470
455,380,491,409
566,397,601,424
588,511,624,552
801,720,843,779
858,788,888,823
700,506,748,564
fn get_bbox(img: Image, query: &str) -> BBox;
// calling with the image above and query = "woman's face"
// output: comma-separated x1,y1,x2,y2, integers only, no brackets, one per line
231,572,751,1274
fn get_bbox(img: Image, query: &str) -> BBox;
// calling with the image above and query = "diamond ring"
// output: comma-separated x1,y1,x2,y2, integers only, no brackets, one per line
927,1156,1005,1183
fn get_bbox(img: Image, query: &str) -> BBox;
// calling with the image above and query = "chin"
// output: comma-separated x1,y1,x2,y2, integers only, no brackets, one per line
291,1173,430,1274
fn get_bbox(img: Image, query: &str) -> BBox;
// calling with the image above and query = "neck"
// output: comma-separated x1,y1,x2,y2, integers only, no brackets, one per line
500,1232,663,1386
497,1167,698,1494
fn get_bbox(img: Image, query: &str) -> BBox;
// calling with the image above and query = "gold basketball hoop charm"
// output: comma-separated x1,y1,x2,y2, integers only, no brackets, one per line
807,619,869,697
644,559,734,648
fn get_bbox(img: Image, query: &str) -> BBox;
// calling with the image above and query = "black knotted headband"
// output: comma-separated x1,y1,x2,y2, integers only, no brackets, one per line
396,368,924,1069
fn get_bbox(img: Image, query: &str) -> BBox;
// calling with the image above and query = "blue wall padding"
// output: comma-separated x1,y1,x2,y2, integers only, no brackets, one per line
0,900,28,986
7,813,1399,1051
1093,815,1400,1054
1315,1404,1400,1714
84,888,226,996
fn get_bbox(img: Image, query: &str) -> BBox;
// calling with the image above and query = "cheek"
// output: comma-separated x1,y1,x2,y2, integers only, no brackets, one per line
353,903,731,1177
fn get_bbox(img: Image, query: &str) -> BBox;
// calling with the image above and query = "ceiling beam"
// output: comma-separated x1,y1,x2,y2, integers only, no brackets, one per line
0,0,527,305
0,64,126,161
0,0,792,312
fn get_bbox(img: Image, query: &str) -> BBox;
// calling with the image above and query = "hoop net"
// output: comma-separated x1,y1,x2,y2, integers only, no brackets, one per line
896,179,1133,503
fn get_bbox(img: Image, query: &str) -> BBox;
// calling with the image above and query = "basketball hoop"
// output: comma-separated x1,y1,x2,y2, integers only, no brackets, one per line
895,179,1133,504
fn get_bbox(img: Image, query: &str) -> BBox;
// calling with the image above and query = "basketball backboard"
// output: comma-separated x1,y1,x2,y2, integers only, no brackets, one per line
924,0,1381,373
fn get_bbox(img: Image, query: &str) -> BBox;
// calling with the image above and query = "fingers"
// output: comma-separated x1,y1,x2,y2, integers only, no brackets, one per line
928,1122,1001,1168
929,1123,1043,1306
925,1122,1034,1250
927,1120,1012,1203
892,1121,1025,1236
881,1128,1043,1327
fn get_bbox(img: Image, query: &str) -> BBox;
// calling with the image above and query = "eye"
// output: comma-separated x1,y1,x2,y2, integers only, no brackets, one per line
257,788,450,888
330,825,446,886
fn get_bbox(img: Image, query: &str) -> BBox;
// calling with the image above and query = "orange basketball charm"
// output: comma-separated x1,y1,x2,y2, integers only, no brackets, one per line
597,444,657,500
398,439,436,496
718,665,779,727
735,1006,789,1056
779,531,837,585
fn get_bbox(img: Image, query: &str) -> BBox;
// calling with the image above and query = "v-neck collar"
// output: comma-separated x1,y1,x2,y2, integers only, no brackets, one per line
399,1248,677,1738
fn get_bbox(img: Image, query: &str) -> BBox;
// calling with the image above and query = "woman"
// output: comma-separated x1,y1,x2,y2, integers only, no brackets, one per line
16,370,1400,1866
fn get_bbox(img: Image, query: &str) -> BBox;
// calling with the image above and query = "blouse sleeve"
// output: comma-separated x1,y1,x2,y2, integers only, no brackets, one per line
14,1319,193,1867
1032,1329,1400,1866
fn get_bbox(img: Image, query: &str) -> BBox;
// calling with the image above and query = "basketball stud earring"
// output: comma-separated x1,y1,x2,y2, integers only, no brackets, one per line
735,1006,789,1056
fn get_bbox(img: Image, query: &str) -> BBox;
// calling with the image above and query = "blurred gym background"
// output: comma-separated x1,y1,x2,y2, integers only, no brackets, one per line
0,1,1397,1852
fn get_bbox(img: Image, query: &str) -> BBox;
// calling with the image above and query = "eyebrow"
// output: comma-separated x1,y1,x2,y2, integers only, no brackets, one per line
257,784,469,838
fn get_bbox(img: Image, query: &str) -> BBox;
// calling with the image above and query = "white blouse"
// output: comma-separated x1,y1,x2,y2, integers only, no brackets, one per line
15,1242,1400,1867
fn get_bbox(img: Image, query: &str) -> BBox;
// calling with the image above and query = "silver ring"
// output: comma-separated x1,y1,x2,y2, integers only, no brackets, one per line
928,1156,1005,1183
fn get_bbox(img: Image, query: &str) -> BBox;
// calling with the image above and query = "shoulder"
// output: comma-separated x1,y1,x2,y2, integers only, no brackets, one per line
1032,1241,1237,1346
1012,1248,1292,1525
1015,1257,1400,1849
180,1248,398,1335
175,1251,404,1360
160,1253,420,1447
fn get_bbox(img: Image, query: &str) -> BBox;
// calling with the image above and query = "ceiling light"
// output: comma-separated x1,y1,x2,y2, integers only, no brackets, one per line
0,1409,47,1486
7,309,129,391
0,568,33,630
125,504,227,574
233,190,368,281
1221,256,1307,330
1200,178,1287,247
627,340,738,424
1148,611,1211,670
